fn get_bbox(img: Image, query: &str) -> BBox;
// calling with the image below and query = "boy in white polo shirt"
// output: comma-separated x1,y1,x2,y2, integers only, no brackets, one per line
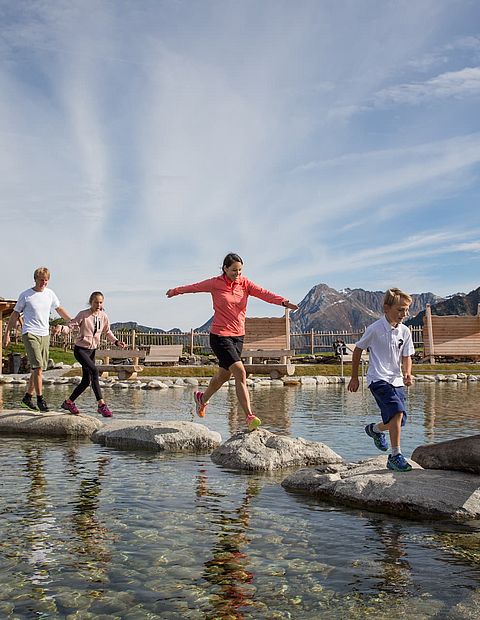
3,267,71,412
347,288,415,472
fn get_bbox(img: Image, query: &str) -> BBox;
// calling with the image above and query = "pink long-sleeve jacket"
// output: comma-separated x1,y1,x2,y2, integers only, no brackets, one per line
168,274,287,336
63,309,117,349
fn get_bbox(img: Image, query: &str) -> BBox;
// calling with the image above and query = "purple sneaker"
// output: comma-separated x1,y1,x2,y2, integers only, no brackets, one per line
61,399,80,415
98,403,112,418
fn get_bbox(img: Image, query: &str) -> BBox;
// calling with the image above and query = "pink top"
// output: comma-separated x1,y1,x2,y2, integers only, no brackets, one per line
63,309,117,349
169,274,287,336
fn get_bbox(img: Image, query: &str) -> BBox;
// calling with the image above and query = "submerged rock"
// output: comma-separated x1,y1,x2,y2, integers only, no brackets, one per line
91,420,221,452
210,428,343,471
412,435,480,474
282,456,480,521
0,409,102,438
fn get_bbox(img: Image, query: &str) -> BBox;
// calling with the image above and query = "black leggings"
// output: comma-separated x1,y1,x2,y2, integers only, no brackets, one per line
69,346,103,402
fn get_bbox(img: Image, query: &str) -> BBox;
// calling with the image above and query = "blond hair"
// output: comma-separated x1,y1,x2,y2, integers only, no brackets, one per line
383,287,412,306
33,267,50,281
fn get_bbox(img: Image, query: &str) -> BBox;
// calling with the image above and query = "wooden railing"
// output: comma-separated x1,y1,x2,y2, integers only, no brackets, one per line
48,325,424,356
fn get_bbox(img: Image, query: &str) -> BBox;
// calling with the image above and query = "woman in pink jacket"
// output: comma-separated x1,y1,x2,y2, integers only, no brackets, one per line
57,291,125,417
167,253,298,431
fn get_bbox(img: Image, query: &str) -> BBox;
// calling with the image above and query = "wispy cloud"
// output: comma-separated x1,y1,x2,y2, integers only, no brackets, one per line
375,66,480,106
1,1,480,328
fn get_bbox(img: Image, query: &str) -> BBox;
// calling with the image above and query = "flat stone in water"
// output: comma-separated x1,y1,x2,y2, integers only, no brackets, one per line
282,455,480,521
0,409,102,437
91,419,222,452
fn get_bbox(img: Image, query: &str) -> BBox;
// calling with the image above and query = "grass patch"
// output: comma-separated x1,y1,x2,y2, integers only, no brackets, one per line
62,361,480,379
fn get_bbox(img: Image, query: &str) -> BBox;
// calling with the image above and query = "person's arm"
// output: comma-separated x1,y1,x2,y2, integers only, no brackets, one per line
347,347,364,392
246,280,299,310
56,306,72,322
2,310,20,347
103,315,126,348
402,355,413,386
166,278,217,298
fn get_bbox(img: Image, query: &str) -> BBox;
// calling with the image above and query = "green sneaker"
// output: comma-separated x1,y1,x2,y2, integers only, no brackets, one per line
246,414,261,432
20,394,38,411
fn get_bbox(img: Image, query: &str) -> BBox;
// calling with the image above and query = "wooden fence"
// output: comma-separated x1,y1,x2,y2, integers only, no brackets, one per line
49,325,424,356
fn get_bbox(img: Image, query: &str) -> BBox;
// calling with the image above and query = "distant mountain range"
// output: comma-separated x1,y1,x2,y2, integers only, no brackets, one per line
291,284,442,332
111,284,480,333
406,286,480,326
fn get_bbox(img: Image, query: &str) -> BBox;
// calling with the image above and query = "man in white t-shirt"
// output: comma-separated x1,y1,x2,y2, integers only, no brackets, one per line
3,267,71,412
348,288,415,472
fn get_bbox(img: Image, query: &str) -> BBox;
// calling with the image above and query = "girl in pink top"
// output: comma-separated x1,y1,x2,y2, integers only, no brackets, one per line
167,253,298,431
56,291,126,417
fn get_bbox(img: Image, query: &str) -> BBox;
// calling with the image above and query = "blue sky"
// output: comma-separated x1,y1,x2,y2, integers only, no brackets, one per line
1,0,480,330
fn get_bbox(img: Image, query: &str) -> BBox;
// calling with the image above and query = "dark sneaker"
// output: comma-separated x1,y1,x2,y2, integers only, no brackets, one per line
246,414,261,432
37,396,49,413
387,453,412,472
20,394,38,411
365,423,388,452
98,403,112,418
193,391,208,418
61,399,80,415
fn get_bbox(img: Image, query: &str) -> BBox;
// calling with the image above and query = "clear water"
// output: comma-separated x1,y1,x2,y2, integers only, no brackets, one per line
1,381,480,619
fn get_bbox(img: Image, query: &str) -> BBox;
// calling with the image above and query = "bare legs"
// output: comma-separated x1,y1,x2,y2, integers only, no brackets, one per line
376,412,403,448
27,367,43,396
203,361,253,417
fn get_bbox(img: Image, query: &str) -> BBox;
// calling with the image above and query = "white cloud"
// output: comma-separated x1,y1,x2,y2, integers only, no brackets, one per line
375,66,480,106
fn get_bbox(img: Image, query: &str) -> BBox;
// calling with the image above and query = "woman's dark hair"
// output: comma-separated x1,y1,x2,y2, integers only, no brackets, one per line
222,253,243,273
88,291,104,305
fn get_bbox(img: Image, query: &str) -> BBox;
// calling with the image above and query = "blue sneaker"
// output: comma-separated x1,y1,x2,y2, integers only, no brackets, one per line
387,453,412,472
365,423,388,451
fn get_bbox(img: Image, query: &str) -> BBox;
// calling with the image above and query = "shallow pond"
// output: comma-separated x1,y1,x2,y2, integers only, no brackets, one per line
1,381,480,619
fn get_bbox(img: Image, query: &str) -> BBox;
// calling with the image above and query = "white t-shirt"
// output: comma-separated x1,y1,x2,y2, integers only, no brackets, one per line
14,287,61,337
355,316,415,387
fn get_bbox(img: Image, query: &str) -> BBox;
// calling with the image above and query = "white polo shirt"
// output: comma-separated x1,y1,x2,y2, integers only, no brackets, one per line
355,316,415,387
14,287,60,337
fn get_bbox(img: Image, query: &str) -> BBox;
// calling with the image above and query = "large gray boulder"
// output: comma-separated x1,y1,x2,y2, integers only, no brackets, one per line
91,420,221,452
412,435,480,474
282,456,480,521
0,409,102,438
210,428,343,471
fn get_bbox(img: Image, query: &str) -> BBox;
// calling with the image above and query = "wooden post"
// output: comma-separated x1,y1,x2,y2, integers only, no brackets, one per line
131,329,136,350
0,312,3,376
426,304,435,364
190,329,194,356
310,329,314,355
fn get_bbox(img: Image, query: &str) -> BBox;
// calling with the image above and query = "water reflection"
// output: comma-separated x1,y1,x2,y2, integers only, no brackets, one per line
225,384,296,435
69,452,113,576
420,383,480,443
366,518,412,596
23,446,57,589
196,466,260,619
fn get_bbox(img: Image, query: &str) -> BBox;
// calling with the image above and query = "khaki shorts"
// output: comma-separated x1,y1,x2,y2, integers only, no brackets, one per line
22,333,50,370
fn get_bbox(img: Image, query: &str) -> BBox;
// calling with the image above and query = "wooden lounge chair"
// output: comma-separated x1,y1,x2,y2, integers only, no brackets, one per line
423,303,480,363
241,310,295,379
144,344,184,366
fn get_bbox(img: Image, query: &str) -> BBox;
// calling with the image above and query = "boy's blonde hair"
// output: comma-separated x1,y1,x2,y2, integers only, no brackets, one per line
383,288,412,306
34,267,50,281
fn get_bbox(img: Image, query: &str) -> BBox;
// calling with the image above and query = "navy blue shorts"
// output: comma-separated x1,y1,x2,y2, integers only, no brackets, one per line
369,380,407,426
210,334,244,370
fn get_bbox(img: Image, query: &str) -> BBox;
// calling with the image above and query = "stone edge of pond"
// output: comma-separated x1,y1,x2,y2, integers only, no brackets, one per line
2,370,480,388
